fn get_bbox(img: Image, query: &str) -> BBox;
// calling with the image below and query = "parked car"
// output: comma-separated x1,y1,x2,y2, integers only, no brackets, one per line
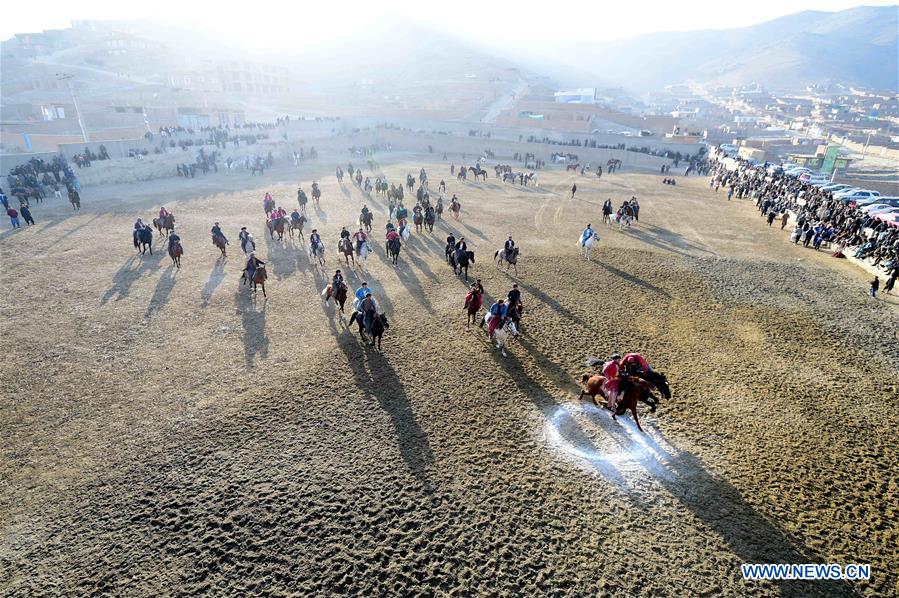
859,204,897,214
818,183,853,193
836,189,881,202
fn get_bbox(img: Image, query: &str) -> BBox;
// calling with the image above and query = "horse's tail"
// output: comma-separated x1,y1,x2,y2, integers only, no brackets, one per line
494,250,499,261
321,286,330,298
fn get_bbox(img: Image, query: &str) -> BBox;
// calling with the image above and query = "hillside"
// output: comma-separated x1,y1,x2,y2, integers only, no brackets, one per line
521,5,898,92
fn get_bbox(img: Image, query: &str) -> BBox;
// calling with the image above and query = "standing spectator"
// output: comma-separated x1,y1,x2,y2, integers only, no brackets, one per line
767,211,776,226
7,207,20,228
0,189,8,210
780,212,789,230
870,276,880,298
20,205,35,226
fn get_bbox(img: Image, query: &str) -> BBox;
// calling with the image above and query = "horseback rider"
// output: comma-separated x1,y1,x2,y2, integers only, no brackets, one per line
340,226,351,241
290,209,302,223
580,224,595,244
159,206,170,220
455,237,467,252
386,226,400,242
386,220,396,233
361,204,370,220
244,252,264,283
621,352,652,377
354,282,370,310
353,228,369,252
446,233,456,249
359,289,379,335
472,278,485,296
167,228,181,252
507,283,522,311
601,352,624,411
133,218,145,245
332,269,344,291
264,192,272,202
504,235,516,260
297,187,307,206
211,222,227,244
310,229,323,253
486,298,508,337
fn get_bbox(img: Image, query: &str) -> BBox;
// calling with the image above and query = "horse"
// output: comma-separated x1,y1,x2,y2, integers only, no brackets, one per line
483,314,518,357
322,282,348,313
468,166,487,181
577,232,598,260
566,163,580,172
267,218,286,241
250,264,268,297
464,290,482,327
134,227,153,255
338,238,355,266
311,240,326,266
494,247,519,273
577,374,659,433
424,209,435,233
450,200,461,220
288,215,306,239
311,185,321,207
349,311,389,350
356,241,371,266
413,210,423,233
212,234,227,257
168,240,183,268
153,214,175,237
69,192,81,211
435,202,443,221
360,211,374,232
451,249,475,281
263,198,276,216
387,237,401,265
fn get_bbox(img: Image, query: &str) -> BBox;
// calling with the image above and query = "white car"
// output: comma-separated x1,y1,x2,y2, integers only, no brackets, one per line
859,204,897,214
836,189,881,201
819,183,853,193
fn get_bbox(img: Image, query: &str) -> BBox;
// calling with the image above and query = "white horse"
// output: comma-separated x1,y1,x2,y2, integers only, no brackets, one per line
356,241,372,267
618,213,633,230
494,247,519,273
576,231,599,260
484,314,518,357
311,240,325,266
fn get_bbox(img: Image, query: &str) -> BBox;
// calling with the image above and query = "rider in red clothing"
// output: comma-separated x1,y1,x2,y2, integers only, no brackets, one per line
601,352,623,410
621,352,651,376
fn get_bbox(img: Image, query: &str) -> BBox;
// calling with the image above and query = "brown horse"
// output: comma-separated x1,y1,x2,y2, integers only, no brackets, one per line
251,264,268,296
322,282,348,313
311,185,321,207
212,234,227,257
566,163,580,172
338,238,355,266
168,240,183,268
450,200,461,220
267,218,285,241
578,374,658,432
154,214,175,236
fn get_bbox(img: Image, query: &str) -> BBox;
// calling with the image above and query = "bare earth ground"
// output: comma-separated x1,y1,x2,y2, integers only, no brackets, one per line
1,152,898,597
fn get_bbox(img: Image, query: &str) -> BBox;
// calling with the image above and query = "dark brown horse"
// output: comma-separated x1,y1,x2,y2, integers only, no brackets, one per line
578,374,658,432
212,234,227,257
360,211,374,232
338,238,355,266
251,264,268,296
168,240,183,268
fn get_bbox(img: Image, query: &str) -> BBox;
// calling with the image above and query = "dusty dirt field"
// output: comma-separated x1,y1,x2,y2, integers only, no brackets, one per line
2,151,898,596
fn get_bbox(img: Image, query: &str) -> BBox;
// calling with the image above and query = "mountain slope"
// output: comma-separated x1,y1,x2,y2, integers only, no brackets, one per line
529,5,898,91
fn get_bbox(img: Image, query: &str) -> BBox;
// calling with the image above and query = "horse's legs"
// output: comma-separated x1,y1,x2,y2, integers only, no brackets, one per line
631,402,643,432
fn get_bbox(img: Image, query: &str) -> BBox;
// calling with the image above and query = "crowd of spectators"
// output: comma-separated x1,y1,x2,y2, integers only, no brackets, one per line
2,155,82,229
708,150,898,295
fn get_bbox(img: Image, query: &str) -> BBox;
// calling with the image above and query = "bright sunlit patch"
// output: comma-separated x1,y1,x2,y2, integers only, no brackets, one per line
543,401,674,483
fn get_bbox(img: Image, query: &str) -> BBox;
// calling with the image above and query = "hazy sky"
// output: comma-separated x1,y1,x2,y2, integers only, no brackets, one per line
2,0,895,47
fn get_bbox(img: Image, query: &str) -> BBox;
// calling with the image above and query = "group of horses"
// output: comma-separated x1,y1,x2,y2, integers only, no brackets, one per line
579,365,672,432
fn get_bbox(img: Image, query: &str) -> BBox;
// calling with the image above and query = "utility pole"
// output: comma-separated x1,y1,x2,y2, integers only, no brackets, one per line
860,131,872,161
57,73,89,143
